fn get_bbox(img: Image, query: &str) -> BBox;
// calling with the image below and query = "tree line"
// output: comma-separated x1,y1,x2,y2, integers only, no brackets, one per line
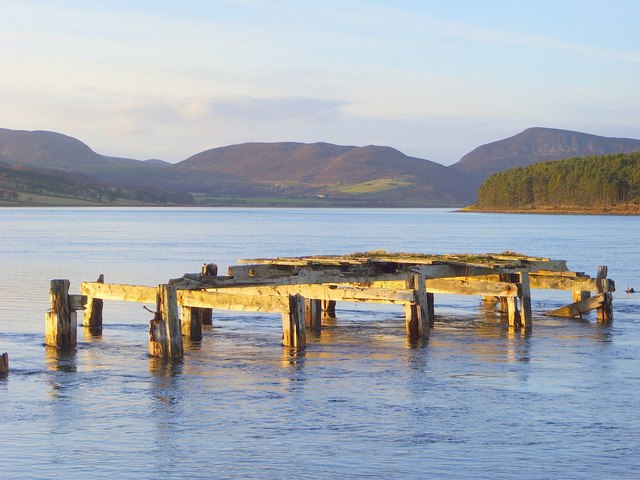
475,152,640,209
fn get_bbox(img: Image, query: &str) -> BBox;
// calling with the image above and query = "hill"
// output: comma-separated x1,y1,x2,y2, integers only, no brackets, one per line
469,152,640,214
176,142,478,205
452,127,640,180
0,129,479,207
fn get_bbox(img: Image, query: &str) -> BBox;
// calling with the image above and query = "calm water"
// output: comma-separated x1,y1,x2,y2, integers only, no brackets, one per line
0,208,639,479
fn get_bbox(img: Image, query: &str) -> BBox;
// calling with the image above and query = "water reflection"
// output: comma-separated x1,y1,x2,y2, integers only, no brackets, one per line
45,346,78,374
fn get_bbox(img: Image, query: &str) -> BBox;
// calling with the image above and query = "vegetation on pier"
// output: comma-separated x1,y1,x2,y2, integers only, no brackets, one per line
472,152,640,213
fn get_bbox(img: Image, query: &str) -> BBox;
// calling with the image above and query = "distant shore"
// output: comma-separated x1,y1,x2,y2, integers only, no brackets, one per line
460,205,640,216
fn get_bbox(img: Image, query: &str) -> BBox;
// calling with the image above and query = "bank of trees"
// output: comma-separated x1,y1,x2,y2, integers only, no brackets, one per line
475,152,640,209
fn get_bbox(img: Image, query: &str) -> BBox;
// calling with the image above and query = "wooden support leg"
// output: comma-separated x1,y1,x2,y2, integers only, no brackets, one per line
405,273,429,339
181,306,203,340
198,307,213,326
596,266,613,323
322,300,336,318
304,299,322,330
45,279,77,349
82,274,104,331
507,296,521,328
497,274,511,313
427,292,435,327
149,284,183,358
518,271,533,330
0,353,8,374
282,294,306,349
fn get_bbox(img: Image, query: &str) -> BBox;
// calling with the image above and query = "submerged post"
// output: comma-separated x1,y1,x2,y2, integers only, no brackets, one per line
282,294,306,348
322,300,336,318
518,271,533,330
304,298,322,330
405,273,429,339
181,306,203,341
45,279,77,349
149,284,183,358
596,266,613,323
0,353,8,374
82,274,104,331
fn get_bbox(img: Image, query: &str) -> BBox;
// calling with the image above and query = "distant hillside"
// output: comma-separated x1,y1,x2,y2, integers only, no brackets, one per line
177,142,479,205
452,127,640,179
0,128,480,207
470,152,640,214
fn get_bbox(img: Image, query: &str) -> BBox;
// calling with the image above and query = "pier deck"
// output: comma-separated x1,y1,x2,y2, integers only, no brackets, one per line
44,251,615,357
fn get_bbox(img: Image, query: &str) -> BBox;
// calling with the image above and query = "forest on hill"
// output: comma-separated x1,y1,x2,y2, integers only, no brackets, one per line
473,152,640,213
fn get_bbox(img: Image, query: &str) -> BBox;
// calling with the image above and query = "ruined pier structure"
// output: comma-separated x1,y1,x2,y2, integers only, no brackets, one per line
45,252,614,358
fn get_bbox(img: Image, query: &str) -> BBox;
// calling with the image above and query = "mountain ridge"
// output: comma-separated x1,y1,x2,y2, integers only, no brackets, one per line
452,127,640,179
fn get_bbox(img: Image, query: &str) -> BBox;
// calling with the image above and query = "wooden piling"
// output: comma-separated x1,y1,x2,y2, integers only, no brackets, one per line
506,296,521,328
304,298,322,330
45,279,77,349
322,299,336,318
181,306,202,340
405,273,429,339
0,353,8,374
518,271,533,330
282,294,306,348
198,307,213,326
149,284,183,358
596,266,613,323
82,274,104,331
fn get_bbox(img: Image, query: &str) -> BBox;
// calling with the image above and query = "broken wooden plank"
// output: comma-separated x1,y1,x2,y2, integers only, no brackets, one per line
546,293,605,318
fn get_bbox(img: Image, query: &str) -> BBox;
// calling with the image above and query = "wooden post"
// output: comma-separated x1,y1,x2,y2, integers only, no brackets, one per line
596,266,613,323
426,292,435,327
497,274,511,313
45,279,77,348
181,306,202,340
518,271,533,330
282,294,306,348
304,298,322,330
405,273,429,339
82,274,104,331
322,300,336,318
0,353,8,374
149,284,183,358
506,297,521,328
198,307,213,326
202,263,218,276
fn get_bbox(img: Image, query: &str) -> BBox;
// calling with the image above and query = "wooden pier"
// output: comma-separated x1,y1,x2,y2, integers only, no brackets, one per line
44,252,615,357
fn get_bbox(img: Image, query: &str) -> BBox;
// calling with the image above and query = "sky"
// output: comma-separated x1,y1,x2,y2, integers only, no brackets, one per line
1,0,639,165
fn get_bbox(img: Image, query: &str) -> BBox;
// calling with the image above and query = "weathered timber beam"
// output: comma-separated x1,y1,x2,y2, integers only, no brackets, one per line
425,278,518,297
81,282,157,303
546,293,605,318
177,290,288,312
529,274,599,292
202,284,414,304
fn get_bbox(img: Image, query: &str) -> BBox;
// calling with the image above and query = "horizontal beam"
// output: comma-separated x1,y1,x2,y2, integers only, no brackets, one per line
529,274,599,292
426,278,518,297
203,284,415,304
177,290,289,313
81,282,157,304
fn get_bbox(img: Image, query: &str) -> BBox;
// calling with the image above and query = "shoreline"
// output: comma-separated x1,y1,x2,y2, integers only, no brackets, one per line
460,206,640,216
